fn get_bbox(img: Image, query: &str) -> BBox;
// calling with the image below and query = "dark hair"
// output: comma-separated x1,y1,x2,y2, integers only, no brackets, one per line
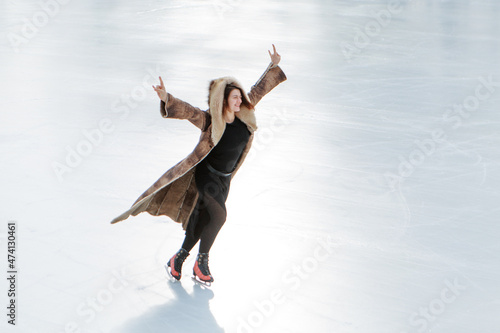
223,84,254,111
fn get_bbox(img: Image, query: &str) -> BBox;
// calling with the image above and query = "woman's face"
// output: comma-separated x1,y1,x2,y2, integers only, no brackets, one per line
226,88,242,113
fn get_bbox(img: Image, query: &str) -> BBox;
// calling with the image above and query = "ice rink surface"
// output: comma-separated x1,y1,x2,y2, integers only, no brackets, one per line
1,0,500,332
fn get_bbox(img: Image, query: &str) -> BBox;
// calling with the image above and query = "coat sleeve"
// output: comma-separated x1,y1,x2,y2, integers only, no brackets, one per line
247,62,287,107
160,93,210,131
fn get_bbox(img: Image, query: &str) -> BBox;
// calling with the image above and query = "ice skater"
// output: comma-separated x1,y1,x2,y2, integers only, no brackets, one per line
111,44,287,285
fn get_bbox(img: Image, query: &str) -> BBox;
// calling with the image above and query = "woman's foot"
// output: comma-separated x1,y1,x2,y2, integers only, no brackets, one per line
193,253,214,283
166,248,190,280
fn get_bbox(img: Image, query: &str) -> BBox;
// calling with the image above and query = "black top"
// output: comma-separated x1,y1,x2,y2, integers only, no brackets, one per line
205,116,251,173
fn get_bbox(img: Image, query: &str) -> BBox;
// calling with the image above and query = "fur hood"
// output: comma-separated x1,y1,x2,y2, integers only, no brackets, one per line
207,76,257,144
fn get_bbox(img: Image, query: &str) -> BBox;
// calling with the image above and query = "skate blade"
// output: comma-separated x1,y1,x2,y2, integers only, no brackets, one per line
164,265,180,282
191,275,212,288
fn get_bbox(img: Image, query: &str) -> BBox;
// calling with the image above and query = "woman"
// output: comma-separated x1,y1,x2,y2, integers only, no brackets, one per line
111,45,287,284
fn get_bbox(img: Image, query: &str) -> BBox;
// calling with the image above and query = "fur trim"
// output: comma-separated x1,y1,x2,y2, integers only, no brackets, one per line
207,77,257,144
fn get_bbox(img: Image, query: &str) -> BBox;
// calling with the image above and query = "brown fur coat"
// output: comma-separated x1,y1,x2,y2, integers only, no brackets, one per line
110,63,287,228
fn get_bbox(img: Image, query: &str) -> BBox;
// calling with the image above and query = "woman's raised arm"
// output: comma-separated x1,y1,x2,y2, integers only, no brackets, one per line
152,76,168,102
248,44,287,107
268,44,281,68
153,76,209,131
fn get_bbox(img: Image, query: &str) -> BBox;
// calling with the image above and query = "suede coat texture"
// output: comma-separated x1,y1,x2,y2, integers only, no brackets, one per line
110,63,287,228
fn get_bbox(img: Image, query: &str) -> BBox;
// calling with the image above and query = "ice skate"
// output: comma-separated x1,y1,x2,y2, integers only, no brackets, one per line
166,248,190,281
192,253,214,287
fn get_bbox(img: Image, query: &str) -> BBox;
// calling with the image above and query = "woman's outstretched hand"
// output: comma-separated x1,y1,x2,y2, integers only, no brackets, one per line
152,76,167,101
268,44,281,67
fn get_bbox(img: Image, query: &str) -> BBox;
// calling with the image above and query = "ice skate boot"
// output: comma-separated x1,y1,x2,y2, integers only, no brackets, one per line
166,248,189,281
192,253,214,286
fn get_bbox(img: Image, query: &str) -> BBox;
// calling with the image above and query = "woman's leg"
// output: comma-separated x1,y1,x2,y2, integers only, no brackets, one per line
181,232,199,253
181,194,226,254
186,168,228,254
198,194,227,253
181,189,218,252
181,194,206,252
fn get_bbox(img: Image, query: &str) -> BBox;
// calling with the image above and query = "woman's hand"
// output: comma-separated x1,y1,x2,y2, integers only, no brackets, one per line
152,76,167,102
268,44,281,67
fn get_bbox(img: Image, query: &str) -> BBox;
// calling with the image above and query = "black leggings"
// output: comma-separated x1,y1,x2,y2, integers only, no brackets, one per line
181,163,229,254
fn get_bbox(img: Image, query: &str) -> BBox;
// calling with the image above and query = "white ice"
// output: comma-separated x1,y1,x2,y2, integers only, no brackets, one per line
1,0,500,332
